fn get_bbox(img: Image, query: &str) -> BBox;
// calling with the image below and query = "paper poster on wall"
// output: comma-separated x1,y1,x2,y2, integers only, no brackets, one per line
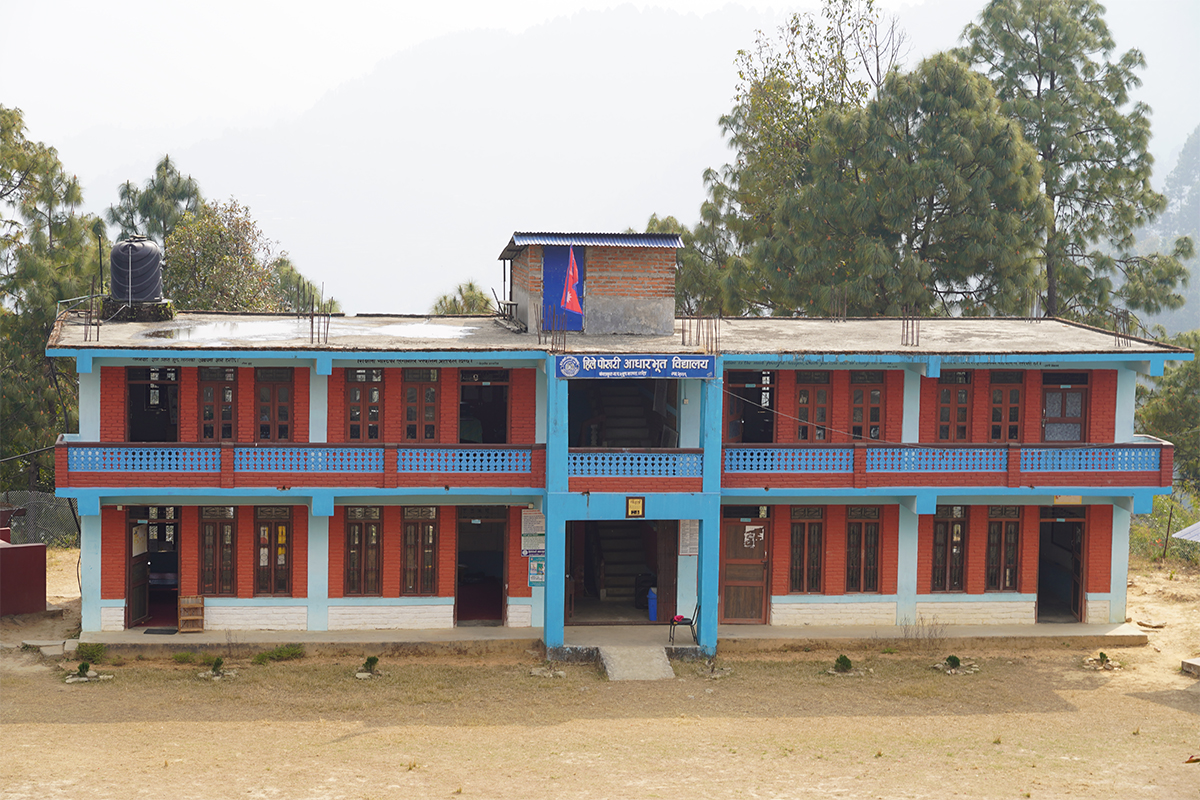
521,509,546,556
679,520,699,556
528,557,546,587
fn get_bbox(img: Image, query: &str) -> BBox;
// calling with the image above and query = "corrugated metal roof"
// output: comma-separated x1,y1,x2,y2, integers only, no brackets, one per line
498,232,683,260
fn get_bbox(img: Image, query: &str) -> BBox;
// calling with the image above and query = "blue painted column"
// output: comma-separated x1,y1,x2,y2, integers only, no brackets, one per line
896,504,919,624
1115,367,1136,442
307,510,330,631
78,370,100,441
542,355,569,648
80,513,102,632
901,368,921,443
1110,503,1132,623
696,361,724,654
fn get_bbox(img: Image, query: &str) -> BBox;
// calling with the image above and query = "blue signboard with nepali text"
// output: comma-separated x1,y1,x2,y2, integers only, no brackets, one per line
556,354,715,379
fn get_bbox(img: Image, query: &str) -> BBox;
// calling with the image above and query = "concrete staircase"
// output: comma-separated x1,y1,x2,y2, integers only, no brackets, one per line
596,383,651,447
597,523,650,603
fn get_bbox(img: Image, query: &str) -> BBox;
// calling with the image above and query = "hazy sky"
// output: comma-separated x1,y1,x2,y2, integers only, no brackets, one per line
4,0,1197,313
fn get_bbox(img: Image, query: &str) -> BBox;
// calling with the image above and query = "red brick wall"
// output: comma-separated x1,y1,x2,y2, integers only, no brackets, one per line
512,245,542,296
1086,505,1112,593
769,511,791,596
879,505,898,595
775,372,796,444
965,509,988,594
292,368,310,443
237,368,256,443
763,505,893,597
506,505,531,598
291,509,308,598
381,506,403,597
1090,370,1116,443
585,246,675,299
438,507,456,597
237,509,255,598
178,367,199,442
101,506,125,599
916,513,934,593
100,367,125,441
328,506,345,598
327,368,347,444
1022,369,1042,442
442,371,461,444
178,506,199,595
509,369,537,444
823,505,848,595
971,371,991,443
919,377,939,443
568,477,703,493
829,372,851,443
883,371,903,442
1020,505,1039,593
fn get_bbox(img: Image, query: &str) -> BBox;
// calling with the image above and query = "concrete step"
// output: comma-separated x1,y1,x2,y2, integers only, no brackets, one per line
599,646,676,680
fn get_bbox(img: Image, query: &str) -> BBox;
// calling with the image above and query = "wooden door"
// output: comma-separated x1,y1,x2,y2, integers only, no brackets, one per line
1043,388,1087,442
127,522,149,627
720,522,769,623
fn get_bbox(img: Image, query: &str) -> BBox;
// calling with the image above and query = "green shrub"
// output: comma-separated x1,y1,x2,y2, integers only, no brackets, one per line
75,642,106,664
77,662,90,677
172,652,195,664
362,656,380,674
210,657,224,675
946,655,961,669
834,654,853,673
252,643,306,665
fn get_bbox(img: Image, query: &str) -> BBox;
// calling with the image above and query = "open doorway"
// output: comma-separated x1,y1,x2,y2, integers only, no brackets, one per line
566,520,677,624
126,506,179,629
568,379,679,448
1037,506,1085,622
456,506,507,626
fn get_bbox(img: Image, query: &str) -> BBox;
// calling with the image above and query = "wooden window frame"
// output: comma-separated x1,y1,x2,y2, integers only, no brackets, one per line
845,506,880,593
254,367,293,443
254,506,292,596
1042,372,1090,443
789,506,824,593
344,507,382,596
795,371,831,443
402,368,440,443
989,372,1023,443
937,372,972,442
126,366,180,442
345,368,384,443
199,507,236,596
985,506,1021,592
401,506,438,596
849,371,885,441
199,367,237,442
932,506,967,592
725,370,776,444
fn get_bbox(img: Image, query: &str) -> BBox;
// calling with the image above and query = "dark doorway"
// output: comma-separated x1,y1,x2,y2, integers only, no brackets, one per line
1037,507,1085,622
725,371,775,443
456,507,507,626
126,506,179,628
567,520,677,624
568,379,679,448
127,367,179,442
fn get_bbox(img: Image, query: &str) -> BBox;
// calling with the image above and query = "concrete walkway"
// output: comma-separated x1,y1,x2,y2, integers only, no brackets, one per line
598,646,676,680
21,621,1146,660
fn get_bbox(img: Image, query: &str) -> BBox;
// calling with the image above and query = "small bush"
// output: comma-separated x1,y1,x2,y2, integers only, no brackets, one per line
75,642,106,664
362,656,380,674
946,655,961,669
834,654,853,673
210,657,224,676
200,653,219,667
252,643,306,665
77,662,90,677
172,652,195,664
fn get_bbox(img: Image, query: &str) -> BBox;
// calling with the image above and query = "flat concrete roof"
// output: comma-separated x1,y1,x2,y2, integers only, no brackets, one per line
48,311,1187,358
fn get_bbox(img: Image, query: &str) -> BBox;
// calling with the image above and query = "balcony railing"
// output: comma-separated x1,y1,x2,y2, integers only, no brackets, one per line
568,449,703,478
67,445,220,472
724,447,853,473
234,447,385,472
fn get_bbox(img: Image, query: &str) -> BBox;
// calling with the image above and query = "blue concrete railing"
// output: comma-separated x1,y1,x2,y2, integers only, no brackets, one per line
68,446,220,472
235,447,385,472
1020,447,1160,472
568,450,703,478
724,447,853,473
866,447,1006,472
396,448,532,473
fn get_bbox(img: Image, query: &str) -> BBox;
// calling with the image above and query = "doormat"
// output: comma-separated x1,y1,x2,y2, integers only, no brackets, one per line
143,628,178,635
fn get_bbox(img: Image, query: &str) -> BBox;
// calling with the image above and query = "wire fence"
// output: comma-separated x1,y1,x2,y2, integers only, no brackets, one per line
2,491,80,548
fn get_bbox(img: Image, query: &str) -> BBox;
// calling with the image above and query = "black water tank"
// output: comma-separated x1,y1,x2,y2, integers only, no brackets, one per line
110,236,163,303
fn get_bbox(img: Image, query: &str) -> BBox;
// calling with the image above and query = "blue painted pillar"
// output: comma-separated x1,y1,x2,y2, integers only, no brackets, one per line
307,511,329,631
1110,503,1131,622
80,513,102,633
1115,367,1136,442
696,360,724,654
896,504,919,624
543,355,569,648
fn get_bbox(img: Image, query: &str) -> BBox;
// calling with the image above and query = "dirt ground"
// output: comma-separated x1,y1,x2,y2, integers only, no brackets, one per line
2,552,1197,800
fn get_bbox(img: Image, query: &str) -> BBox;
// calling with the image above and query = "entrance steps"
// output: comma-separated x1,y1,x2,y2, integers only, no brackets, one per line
596,523,649,602
598,645,676,681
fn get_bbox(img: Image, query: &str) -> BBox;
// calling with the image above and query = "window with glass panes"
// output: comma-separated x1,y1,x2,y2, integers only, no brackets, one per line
403,369,439,442
789,507,824,592
344,507,381,596
796,372,830,442
937,372,972,441
1042,372,1089,443
986,506,1021,591
989,371,1023,442
845,507,880,592
402,507,437,595
459,370,508,444
932,506,967,591
200,507,236,595
345,368,383,442
849,372,884,440
254,507,291,595
127,505,179,551
255,368,292,442
199,367,237,442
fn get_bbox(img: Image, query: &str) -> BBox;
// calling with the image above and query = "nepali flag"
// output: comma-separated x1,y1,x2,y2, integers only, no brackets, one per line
561,245,583,314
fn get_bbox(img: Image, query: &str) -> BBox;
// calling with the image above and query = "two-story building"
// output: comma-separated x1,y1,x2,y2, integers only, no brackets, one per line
49,232,1186,655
